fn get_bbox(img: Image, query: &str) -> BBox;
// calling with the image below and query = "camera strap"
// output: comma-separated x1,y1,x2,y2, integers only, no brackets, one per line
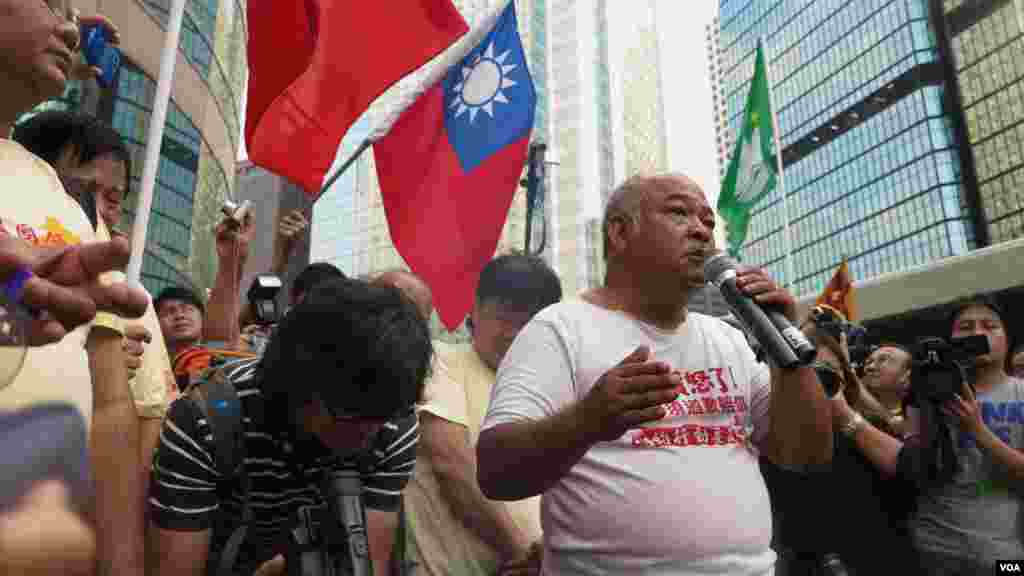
184,367,252,576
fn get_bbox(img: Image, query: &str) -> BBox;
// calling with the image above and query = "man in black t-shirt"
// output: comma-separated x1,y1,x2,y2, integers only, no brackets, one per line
148,278,433,575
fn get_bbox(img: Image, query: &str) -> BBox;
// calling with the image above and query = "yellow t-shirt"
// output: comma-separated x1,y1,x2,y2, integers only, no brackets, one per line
92,218,123,336
93,222,172,419
0,139,96,425
124,287,174,419
404,340,542,575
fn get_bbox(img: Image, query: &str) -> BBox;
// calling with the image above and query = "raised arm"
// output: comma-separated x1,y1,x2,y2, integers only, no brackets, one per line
147,399,222,575
204,214,254,347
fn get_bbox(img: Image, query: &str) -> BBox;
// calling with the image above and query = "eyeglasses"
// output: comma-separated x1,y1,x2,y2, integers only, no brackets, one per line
813,362,844,398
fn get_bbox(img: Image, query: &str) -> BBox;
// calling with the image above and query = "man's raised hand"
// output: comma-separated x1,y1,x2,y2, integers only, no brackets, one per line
580,346,680,443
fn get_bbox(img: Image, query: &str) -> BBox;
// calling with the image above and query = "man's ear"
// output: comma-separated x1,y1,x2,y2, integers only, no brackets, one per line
606,214,634,258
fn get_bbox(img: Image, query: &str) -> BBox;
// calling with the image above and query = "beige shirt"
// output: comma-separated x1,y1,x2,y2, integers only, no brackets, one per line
0,139,96,425
91,223,173,419
405,341,542,575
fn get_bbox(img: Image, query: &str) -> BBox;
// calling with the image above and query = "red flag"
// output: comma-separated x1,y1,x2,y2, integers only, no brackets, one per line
816,258,857,321
245,0,468,195
373,2,535,330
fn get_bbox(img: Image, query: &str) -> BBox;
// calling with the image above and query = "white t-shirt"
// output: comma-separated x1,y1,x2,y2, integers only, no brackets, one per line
482,300,776,575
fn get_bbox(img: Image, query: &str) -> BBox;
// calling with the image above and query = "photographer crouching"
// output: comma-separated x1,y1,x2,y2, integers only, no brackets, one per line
763,305,923,575
148,278,432,576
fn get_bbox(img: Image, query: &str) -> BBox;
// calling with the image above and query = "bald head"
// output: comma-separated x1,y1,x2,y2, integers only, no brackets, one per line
602,173,706,260
373,270,434,321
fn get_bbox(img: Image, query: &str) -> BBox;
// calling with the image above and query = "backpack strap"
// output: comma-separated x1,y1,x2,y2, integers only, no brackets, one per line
184,367,251,576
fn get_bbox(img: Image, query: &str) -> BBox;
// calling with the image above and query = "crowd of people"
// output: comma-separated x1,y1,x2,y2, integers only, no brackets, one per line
1,2,1022,576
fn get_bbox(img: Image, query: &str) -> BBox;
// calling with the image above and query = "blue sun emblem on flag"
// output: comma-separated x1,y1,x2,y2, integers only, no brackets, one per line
449,42,519,124
442,2,536,173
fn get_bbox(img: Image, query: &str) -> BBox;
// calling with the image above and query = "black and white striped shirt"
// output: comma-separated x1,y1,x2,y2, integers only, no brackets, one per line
149,357,419,571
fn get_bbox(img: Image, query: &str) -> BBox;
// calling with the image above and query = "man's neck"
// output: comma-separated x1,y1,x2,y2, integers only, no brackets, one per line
974,365,1009,394
601,269,688,331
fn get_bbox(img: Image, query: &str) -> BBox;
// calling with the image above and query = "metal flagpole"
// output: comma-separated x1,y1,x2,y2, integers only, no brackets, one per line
760,37,794,290
127,0,187,283
319,139,372,200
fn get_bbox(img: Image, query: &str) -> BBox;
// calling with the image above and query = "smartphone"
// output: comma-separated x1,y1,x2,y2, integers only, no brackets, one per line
81,24,122,88
0,403,93,515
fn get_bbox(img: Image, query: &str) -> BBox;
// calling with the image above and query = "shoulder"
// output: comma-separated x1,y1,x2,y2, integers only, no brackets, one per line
689,312,749,345
0,139,60,179
218,356,262,385
383,410,418,439
522,299,603,338
370,410,419,461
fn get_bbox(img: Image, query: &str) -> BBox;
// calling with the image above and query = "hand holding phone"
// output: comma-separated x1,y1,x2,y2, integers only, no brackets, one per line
81,23,121,88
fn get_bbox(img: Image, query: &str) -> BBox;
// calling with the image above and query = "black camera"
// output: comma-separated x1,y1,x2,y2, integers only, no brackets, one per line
911,335,989,404
810,306,871,371
247,275,283,326
286,470,371,576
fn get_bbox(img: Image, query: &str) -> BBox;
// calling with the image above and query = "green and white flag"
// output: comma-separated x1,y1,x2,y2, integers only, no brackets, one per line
718,40,778,258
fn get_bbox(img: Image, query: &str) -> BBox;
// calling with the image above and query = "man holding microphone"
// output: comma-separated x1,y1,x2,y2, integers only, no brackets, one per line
477,173,832,574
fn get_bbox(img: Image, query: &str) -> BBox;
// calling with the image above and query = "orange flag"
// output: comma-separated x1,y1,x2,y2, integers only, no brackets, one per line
816,258,857,321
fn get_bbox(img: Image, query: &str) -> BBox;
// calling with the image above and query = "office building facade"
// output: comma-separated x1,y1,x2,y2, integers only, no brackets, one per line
21,0,247,296
942,0,1024,244
707,16,732,179
716,0,984,299
235,162,313,310
556,0,672,294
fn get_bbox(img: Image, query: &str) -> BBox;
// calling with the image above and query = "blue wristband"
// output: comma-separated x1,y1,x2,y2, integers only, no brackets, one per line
3,267,32,304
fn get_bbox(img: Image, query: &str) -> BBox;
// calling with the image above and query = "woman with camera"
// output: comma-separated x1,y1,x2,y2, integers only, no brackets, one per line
762,306,923,575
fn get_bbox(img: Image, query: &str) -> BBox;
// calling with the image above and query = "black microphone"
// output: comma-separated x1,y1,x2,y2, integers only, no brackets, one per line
703,252,816,369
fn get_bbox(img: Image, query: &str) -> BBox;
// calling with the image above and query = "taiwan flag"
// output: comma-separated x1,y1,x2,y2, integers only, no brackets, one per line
374,1,537,330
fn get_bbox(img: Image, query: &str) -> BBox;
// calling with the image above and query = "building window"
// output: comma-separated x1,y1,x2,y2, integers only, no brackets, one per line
112,63,203,295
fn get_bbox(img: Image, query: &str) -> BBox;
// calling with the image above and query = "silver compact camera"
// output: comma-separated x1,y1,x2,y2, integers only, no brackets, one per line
220,199,252,225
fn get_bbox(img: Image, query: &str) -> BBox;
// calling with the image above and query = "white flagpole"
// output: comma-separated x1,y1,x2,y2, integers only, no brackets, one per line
127,0,188,283
760,37,794,290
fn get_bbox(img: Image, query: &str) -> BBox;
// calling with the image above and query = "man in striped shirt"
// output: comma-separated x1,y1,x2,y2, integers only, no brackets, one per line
148,278,433,576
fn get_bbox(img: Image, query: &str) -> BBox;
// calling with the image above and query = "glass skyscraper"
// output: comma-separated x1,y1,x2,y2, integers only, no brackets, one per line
943,0,1024,244
20,0,248,296
718,0,983,298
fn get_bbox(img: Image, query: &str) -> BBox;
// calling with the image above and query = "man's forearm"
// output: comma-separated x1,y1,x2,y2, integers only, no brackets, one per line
765,366,832,468
478,403,595,501
437,465,530,559
88,330,144,576
847,418,904,476
204,256,244,345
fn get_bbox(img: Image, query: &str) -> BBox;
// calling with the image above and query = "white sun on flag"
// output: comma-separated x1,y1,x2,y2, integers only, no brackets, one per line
450,42,518,124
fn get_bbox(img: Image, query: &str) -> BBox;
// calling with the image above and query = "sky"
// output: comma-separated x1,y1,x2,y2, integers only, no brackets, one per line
654,0,720,205
238,1,721,203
